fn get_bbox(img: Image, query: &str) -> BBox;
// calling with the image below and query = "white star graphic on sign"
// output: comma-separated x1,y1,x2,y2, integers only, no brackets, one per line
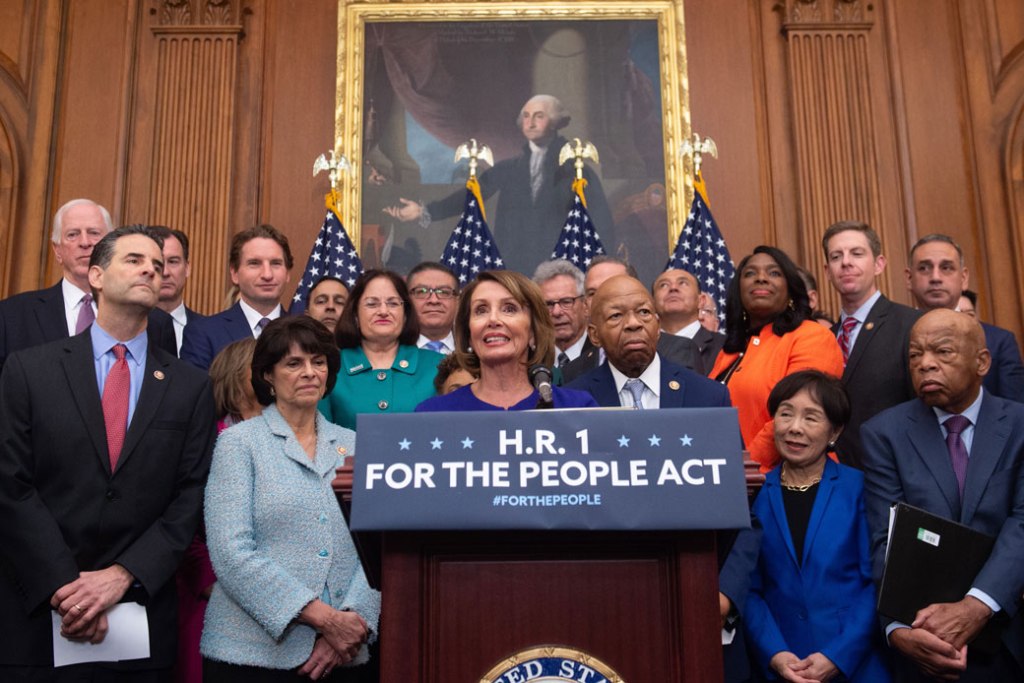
648,434,661,447
461,437,474,449
679,434,693,446
398,439,411,451
617,435,630,448
430,438,443,450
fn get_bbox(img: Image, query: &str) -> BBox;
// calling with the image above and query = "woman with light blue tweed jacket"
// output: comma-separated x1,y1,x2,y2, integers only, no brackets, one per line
202,317,380,682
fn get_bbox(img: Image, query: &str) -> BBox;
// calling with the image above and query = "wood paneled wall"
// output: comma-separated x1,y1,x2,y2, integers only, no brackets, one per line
1,0,1022,337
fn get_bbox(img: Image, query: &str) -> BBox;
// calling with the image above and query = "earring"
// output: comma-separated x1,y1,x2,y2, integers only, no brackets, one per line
742,310,749,323
827,440,835,450
788,299,795,310
270,386,276,397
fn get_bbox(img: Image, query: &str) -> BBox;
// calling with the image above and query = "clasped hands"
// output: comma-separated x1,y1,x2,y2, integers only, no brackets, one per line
50,564,133,644
890,596,993,681
298,599,369,680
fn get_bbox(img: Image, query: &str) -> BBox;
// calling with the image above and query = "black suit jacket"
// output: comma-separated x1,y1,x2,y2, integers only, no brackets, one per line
678,326,725,377
0,332,216,667
567,356,730,408
981,322,1024,403
832,295,921,469
0,282,178,372
560,333,704,385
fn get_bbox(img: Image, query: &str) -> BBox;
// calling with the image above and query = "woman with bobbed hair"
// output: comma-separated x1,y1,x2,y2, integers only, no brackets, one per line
202,316,379,681
319,269,441,429
710,246,843,471
744,370,890,682
416,270,597,411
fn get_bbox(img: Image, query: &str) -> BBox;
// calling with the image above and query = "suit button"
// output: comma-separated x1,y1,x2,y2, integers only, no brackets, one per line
378,400,388,410
318,549,329,558
105,490,118,501
376,371,387,381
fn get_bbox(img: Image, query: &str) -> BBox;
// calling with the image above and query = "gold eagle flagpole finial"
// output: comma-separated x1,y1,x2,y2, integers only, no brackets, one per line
681,133,718,176
454,138,494,180
559,137,600,180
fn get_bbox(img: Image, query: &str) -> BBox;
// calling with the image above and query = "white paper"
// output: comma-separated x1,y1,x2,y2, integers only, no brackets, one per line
51,602,150,667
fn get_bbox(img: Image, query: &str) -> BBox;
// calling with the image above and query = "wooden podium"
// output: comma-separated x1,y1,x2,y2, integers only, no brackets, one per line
334,457,763,682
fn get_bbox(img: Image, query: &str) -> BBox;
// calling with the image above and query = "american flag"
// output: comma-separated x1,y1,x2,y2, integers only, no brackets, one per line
441,177,505,285
665,171,734,326
551,178,606,270
290,192,364,314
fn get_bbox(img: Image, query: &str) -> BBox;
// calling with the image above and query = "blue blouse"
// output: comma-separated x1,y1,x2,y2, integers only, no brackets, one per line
416,384,598,412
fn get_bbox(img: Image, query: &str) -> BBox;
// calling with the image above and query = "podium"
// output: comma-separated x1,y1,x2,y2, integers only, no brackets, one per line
337,409,759,682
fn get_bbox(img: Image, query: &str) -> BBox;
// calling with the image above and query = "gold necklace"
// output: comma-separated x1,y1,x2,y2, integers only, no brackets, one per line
780,464,821,492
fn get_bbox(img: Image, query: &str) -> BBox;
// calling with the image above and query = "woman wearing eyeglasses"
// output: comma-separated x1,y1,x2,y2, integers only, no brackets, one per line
319,269,442,430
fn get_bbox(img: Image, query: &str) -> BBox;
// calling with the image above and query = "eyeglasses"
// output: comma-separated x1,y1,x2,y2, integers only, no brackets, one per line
410,286,457,300
362,298,404,310
544,295,583,311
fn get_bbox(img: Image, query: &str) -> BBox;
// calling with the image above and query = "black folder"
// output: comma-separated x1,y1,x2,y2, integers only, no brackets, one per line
878,502,1001,652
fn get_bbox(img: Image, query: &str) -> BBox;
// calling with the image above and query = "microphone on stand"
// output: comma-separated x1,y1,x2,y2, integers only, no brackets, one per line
529,364,554,409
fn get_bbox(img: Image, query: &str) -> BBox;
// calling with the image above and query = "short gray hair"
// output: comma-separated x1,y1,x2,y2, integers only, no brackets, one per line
532,259,585,295
517,94,571,130
52,199,113,243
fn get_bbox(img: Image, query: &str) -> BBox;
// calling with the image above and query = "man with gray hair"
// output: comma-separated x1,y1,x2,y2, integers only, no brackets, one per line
533,259,588,368
384,94,613,274
0,199,176,372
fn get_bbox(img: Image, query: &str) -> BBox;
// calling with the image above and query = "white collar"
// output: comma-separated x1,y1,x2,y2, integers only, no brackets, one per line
609,353,662,398
238,299,282,335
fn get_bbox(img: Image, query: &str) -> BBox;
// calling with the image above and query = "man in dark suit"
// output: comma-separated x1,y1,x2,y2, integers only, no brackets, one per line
821,220,921,468
862,309,1024,681
180,224,293,371
561,256,703,382
0,199,177,373
150,226,203,355
906,233,1024,403
652,268,724,375
383,95,613,274
0,225,216,679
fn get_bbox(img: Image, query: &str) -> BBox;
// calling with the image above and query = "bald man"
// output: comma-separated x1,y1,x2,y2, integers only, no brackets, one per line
862,309,1024,681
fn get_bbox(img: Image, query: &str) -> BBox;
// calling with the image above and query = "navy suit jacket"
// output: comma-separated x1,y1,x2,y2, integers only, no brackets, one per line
566,355,730,408
832,295,921,469
560,334,704,385
0,332,216,667
180,302,269,371
862,393,1024,671
745,460,891,681
981,322,1024,403
0,282,177,372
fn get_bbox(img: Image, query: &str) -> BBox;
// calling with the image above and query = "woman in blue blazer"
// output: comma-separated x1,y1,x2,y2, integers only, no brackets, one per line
745,370,890,682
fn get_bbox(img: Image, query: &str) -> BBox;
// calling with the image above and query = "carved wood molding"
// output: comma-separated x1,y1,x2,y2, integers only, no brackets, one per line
781,0,872,28
156,0,240,28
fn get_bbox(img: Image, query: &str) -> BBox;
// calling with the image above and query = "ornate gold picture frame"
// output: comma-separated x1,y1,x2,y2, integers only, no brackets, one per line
336,0,692,281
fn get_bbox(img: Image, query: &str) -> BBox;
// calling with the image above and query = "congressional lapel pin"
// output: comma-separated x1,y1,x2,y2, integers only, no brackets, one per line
668,380,680,391
865,322,875,331
153,370,165,380
399,359,409,369
337,446,347,455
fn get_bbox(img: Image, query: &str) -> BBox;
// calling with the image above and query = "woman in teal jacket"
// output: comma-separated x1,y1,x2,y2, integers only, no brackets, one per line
320,269,441,430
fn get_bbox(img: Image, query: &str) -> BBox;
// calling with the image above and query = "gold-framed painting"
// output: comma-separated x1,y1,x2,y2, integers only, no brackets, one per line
336,0,692,283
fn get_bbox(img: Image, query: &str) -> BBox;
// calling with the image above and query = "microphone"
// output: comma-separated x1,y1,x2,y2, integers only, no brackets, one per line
529,364,554,408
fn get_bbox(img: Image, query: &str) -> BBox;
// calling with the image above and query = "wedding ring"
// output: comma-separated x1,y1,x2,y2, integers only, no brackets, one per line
73,604,82,613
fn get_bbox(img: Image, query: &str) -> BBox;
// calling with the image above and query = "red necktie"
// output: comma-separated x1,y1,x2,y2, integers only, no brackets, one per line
838,316,858,365
102,344,130,470
944,415,970,500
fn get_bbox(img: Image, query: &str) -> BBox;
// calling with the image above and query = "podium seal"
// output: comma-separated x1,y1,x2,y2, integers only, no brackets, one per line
480,645,625,683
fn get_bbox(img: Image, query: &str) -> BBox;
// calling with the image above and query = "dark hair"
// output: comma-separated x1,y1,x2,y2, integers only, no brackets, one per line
148,225,191,261
228,224,294,270
305,276,349,307
250,317,340,406
432,353,477,394
334,269,419,349
90,224,164,270
796,267,817,293
722,246,811,354
768,370,851,432
909,234,964,267
821,220,883,259
961,288,978,306
408,261,457,286
453,270,555,373
588,255,638,278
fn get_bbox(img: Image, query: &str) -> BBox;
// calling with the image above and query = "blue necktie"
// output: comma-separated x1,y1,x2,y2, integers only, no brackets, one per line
425,340,447,353
624,378,646,410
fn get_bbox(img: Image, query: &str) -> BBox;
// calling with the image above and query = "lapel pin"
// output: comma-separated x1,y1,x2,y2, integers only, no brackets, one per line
153,370,165,380
399,359,409,369
668,380,680,391
337,446,347,455
865,322,874,331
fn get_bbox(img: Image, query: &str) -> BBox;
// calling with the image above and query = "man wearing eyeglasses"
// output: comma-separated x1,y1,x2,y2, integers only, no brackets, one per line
532,260,588,370
407,262,459,355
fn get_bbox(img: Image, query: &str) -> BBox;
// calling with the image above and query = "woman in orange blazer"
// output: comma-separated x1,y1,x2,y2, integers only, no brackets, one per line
710,246,843,471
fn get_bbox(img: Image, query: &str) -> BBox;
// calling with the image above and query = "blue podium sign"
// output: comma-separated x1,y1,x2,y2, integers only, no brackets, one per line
350,407,750,531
